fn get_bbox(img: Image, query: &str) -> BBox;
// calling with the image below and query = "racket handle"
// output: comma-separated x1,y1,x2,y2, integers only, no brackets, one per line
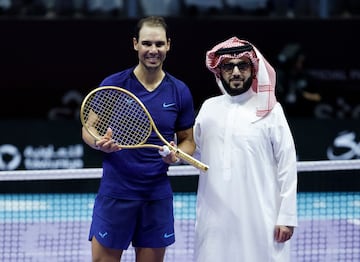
175,149,209,172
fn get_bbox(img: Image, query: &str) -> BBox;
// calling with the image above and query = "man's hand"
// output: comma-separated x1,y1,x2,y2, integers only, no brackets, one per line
158,143,180,164
274,225,294,243
95,128,122,153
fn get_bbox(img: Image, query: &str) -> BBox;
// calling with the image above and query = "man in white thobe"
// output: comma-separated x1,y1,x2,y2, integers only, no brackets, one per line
194,37,298,262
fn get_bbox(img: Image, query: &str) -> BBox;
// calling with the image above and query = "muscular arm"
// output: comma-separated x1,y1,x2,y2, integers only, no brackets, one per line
160,127,196,164
176,127,196,156
81,109,100,150
82,126,99,150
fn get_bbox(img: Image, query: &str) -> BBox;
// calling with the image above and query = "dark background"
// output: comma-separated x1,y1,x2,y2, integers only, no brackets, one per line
0,17,360,171
1,18,359,118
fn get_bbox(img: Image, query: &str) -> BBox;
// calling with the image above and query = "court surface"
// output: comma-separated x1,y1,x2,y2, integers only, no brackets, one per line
1,192,359,261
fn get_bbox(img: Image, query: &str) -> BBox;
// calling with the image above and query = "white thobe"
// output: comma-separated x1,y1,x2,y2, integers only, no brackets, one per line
193,90,298,262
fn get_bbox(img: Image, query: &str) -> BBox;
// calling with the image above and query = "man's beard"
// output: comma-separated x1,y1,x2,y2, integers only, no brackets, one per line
221,77,253,96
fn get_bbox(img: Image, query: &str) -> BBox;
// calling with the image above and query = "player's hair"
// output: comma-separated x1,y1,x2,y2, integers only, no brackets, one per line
134,16,170,41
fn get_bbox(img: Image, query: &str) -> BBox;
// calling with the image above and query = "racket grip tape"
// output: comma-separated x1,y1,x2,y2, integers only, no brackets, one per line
175,149,209,172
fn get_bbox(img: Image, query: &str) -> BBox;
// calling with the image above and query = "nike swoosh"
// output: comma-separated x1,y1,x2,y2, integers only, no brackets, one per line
163,102,176,108
163,232,175,238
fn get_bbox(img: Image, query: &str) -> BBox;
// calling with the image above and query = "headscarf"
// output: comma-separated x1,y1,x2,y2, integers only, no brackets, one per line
206,36,277,117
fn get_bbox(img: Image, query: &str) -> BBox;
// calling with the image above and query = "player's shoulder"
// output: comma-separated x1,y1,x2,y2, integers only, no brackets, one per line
100,68,133,86
164,72,188,89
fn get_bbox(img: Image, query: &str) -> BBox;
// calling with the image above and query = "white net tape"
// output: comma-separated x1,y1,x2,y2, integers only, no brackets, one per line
1,159,360,180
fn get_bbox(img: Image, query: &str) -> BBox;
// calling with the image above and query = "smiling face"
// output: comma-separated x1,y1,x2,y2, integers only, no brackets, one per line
133,23,170,72
218,56,254,96
219,57,253,95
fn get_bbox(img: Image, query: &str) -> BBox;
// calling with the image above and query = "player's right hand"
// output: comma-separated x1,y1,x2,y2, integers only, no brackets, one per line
96,128,122,153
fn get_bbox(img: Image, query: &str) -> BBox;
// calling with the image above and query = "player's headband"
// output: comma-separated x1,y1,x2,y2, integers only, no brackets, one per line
215,44,254,56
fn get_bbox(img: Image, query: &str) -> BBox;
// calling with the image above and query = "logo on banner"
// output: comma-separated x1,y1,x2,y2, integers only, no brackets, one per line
0,144,85,171
0,144,22,170
327,131,360,160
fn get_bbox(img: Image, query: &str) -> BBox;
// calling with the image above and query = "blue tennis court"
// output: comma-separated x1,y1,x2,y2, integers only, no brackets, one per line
0,192,359,261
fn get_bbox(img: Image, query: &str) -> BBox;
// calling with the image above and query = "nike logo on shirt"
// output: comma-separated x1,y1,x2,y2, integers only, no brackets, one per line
163,232,175,238
163,102,176,108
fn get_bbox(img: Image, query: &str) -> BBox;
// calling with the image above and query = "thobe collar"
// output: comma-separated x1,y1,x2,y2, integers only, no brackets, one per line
218,79,262,123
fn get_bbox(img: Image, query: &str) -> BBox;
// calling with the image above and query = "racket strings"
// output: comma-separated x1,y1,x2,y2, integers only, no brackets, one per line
83,89,152,146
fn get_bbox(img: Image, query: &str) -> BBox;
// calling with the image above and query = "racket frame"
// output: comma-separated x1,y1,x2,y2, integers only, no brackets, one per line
80,86,209,171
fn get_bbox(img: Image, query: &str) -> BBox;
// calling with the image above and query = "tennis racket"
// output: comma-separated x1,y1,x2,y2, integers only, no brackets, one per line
80,86,209,172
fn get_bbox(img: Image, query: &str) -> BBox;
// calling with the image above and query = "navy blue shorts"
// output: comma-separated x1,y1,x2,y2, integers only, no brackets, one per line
88,194,175,250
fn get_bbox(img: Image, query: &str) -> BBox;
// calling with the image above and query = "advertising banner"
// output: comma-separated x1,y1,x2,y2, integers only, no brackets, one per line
0,119,359,171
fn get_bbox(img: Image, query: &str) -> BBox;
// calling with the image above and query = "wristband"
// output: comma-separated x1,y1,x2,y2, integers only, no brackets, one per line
158,145,171,157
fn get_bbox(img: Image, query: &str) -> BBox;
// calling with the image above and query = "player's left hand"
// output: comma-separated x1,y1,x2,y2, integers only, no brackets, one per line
159,142,180,164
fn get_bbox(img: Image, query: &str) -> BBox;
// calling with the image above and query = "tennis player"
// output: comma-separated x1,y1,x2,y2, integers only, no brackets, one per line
193,37,298,261
81,16,196,262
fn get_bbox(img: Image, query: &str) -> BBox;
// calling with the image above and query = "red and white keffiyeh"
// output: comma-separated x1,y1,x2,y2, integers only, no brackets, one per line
206,36,277,117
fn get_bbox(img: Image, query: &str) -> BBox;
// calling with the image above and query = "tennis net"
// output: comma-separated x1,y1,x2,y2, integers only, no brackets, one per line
0,160,359,261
